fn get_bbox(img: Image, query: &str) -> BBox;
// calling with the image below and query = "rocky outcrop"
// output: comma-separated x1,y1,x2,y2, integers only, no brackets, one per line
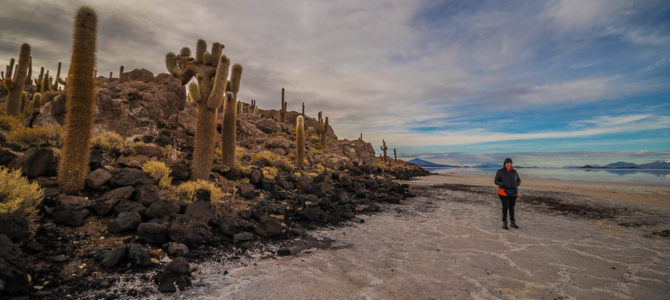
34,70,186,137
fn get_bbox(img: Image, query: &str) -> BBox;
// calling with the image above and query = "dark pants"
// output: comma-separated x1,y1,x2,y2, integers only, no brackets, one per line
498,195,517,222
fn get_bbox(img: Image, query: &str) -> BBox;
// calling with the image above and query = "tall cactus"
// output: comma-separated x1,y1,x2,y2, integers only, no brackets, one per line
221,64,242,168
4,43,30,115
393,148,397,162
380,140,388,163
53,62,62,90
296,115,305,169
25,56,32,86
301,102,305,116
279,87,287,122
317,111,324,145
166,39,229,180
119,65,124,81
58,6,97,193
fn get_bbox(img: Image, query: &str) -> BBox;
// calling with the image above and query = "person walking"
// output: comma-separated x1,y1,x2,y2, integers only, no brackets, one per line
494,158,521,230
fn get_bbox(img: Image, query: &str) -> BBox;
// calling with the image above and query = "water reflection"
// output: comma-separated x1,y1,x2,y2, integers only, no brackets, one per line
425,167,670,185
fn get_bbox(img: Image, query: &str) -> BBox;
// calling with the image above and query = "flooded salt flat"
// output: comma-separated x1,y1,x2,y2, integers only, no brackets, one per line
427,167,670,185
105,177,670,300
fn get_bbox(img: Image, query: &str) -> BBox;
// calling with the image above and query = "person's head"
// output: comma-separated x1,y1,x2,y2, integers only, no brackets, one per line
504,158,513,169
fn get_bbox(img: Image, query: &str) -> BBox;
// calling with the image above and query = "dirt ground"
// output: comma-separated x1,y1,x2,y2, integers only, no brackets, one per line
128,174,670,300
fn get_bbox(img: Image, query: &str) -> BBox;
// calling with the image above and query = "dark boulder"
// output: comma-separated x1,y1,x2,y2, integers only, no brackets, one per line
254,217,283,237
48,195,92,227
144,199,181,219
0,215,29,242
91,186,135,215
167,242,189,257
127,244,152,268
108,211,142,233
0,234,29,295
233,231,255,243
137,222,168,245
168,215,214,247
238,182,255,198
156,257,191,293
114,200,146,214
85,168,112,190
134,184,160,206
111,168,153,187
8,147,58,178
184,200,215,224
100,244,128,268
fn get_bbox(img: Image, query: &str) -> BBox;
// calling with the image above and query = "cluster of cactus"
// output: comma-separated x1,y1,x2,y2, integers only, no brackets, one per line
380,139,388,163
296,115,305,169
221,64,243,168
2,43,30,115
317,111,329,146
58,6,98,193
359,132,363,140
166,39,243,179
279,88,287,122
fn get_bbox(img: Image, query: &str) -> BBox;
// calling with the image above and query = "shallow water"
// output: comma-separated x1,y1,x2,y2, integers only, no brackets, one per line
426,167,670,185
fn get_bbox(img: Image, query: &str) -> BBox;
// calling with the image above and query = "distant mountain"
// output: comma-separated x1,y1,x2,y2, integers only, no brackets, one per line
639,160,670,169
473,163,496,168
409,158,457,168
604,161,638,168
578,160,670,169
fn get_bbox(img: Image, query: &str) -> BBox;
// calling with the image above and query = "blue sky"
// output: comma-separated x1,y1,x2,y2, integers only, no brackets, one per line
1,0,669,166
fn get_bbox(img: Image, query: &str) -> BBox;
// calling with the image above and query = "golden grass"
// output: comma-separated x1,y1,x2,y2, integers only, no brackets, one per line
6,124,63,147
0,166,44,220
174,180,224,202
141,160,173,188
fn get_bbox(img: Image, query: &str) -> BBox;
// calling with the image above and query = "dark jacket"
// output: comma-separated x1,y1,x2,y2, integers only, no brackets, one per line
494,167,521,190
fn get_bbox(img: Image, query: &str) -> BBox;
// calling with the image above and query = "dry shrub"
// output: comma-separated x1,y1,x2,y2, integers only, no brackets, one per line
0,166,44,220
141,161,172,188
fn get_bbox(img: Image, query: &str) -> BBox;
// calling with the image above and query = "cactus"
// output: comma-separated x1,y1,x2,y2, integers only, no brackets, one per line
4,44,30,115
20,91,27,113
53,62,62,90
380,140,388,163
279,87,287,122
250,99,256,111
301,102,305,116
5,58,15,79
166,39,229,179
119,65,124,81
58,6,98,193
359,132,363,140
34,67,44,89
40,71,52,93
33,93,42,108
393,148,397,162
25,56,32,86
296,115,305,169
221,64,242,168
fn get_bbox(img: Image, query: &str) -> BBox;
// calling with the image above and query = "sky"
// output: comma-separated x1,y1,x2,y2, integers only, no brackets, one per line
1,0,669,166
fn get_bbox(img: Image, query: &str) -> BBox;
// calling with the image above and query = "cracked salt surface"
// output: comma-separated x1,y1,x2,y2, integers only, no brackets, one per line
90,176,670,299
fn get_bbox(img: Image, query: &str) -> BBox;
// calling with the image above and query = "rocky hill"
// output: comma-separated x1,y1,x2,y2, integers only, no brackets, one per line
0,68,426,297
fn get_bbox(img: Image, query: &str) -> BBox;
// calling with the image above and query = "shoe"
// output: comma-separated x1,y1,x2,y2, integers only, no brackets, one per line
510,221,519,229
502,221,509,230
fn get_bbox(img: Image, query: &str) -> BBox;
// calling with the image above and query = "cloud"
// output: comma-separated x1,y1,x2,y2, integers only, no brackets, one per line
0,0,668,153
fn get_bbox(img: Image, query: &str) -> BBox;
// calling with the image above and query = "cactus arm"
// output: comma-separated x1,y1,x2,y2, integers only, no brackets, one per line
188,81,201,103
205,55,230,110
195,39,206,63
